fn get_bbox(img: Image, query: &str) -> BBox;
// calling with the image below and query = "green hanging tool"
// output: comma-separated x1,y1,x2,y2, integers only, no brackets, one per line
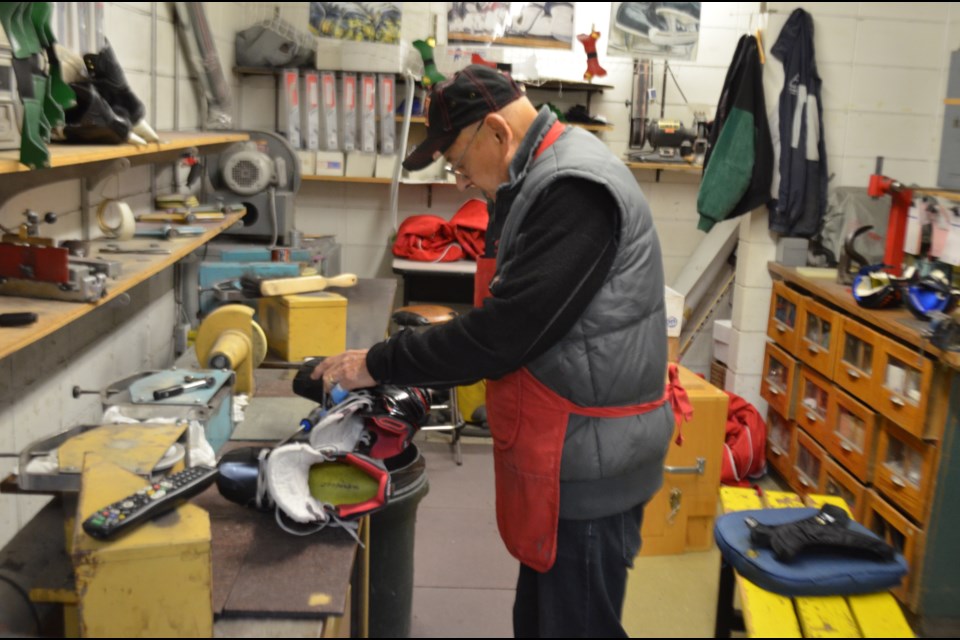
412,38,446,88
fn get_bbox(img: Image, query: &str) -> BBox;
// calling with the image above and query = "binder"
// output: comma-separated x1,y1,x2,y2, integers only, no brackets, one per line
278,68,301,149
360,73,377,153
340,73,357,152
378,74,396,154
319,71,339,151
300,71,320,151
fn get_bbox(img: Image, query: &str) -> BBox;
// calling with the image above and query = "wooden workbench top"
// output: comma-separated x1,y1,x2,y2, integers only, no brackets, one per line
769,262,960,370
0,211,244,362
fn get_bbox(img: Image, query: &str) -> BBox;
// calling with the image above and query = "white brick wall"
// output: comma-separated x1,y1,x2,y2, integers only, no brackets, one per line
0,1,240,549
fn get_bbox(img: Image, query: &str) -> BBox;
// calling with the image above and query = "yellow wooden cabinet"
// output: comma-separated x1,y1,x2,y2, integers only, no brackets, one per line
72,455,213,638
640,367,727,556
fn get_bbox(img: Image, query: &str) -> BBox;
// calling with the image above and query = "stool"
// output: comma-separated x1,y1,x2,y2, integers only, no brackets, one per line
390,304,465,465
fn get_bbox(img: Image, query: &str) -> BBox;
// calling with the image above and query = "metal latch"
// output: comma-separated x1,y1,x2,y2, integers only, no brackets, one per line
664,457,706,475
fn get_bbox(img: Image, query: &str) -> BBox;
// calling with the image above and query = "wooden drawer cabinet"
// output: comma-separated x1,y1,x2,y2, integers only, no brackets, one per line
875,337,934,438
834,316,882,404
760,342,798,419
766,406,795,484
797,298,841,379
824,388,878,484
792,429,826,496
823,455,866,522
767,281,801,353
796,367,831,445
863,490,924,605
873,419,936,524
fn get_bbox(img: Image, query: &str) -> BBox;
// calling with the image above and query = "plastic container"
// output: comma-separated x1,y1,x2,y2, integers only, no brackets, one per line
366,443,429,638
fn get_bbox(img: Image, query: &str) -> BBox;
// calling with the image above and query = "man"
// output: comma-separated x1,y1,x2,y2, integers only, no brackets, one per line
312,65,683,638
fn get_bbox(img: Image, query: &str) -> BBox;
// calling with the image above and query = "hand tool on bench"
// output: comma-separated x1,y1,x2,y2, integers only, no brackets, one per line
239,272,357,298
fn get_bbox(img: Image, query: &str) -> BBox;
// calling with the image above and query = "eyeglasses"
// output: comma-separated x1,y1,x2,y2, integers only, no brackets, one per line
444,122,483,178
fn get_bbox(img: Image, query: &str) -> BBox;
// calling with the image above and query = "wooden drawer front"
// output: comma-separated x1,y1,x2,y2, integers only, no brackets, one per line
823,388,877,483
874,336,933,438
834,316,882,404
760,343,798,419
795,368,831,445
797,298,841,379
873,420,935,524
823,456,867,522
767,281,801,353
864,490,924,606
766,406,795,485
792,428,826,496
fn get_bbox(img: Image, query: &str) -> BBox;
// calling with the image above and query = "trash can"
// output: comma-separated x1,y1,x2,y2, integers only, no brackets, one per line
366,443,429,638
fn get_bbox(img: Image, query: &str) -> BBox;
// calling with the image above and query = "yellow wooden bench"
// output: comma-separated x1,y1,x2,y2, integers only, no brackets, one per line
715,487,916,638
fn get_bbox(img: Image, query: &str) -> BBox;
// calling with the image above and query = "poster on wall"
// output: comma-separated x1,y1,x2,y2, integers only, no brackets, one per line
309,2,402,43
447,2,574,50
607,2,701,60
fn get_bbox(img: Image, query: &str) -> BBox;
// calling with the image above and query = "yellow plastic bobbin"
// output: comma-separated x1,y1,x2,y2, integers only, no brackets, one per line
195,305,267,395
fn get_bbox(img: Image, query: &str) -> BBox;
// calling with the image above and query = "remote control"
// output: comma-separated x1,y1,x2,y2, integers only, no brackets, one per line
82,465,219,540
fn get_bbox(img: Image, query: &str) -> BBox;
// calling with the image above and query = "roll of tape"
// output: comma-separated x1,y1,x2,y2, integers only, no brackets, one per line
97,200,135,240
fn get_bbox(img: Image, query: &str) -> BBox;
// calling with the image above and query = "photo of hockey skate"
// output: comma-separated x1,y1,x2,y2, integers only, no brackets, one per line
608,2,700,60
447,2,574,50
309,2,401,43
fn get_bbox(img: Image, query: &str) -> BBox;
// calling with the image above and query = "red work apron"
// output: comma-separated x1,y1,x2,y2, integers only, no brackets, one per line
472,119,693,572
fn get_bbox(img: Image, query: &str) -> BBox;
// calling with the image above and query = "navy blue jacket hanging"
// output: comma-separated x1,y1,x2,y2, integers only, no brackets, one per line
770,8,828,238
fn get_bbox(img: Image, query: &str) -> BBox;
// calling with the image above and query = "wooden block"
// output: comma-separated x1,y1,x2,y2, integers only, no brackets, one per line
795,596,859,637
848,592,915,638
737,576,803,638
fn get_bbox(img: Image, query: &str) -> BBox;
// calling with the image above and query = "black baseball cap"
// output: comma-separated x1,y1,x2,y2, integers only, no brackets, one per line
402,65,525,171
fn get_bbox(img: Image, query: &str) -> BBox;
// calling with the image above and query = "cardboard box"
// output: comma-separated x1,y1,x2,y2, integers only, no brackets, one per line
297,150,317,175
345,151,376,178
712,318,732,365
316,151,345,177
259,292,347,361
375,154,398,179
665,285,684,338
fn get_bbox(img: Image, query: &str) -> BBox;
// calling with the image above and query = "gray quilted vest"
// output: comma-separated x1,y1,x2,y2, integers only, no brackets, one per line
492,108,675,519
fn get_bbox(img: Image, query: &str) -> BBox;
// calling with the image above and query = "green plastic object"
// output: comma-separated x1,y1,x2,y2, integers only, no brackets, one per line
412,38,446,88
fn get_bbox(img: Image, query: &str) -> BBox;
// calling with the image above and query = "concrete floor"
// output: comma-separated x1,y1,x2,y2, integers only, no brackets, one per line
409,434,730,638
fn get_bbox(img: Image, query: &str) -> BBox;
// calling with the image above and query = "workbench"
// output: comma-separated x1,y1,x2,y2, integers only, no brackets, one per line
0,277,400,637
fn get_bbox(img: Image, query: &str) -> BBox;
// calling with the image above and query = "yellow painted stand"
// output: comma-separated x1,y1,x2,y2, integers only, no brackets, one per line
72,454,212,637
719,487,915,638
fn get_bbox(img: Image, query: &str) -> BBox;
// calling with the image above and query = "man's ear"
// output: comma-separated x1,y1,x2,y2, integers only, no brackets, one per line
484,113,512,147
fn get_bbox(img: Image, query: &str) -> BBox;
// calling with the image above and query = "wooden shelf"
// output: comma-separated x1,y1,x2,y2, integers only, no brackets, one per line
916,188,960,203
302,175,393,184
448,33,571,49
627,161,703,174
524,78,614,92
0,132,249,175
301,175,459,186
0,211,244,362
395,115,611,132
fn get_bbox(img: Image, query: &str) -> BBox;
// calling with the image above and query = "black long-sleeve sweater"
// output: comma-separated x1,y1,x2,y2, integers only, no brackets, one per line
366,179,619,387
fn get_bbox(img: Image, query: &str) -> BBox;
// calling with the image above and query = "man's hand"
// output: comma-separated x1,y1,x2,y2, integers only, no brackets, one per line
309,349,376,391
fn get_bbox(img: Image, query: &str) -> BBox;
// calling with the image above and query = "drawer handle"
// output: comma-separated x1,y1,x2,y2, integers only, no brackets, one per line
890,395,905,407
806,411,817,422
891,475,907,488
664,457,706,475
846,368,861,380
777,323,787,333
769,387,780,396
808,344,820,354
840,441,854,453
799,477,812,488
770,445,783,456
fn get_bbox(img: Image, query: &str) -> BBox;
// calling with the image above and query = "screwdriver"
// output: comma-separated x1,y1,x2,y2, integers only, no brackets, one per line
153,376,216,400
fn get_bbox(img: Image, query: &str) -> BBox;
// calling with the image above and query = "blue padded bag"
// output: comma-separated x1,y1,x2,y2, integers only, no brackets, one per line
714,507,909,596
